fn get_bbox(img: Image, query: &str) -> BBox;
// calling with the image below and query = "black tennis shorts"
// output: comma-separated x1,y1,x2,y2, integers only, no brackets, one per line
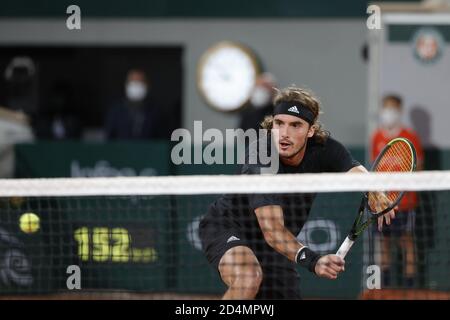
198,208,301,299
199,214,248,270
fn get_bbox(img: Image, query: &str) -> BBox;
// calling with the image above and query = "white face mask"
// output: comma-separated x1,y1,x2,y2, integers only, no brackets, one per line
250,86,271,109
380,107,401,128
126,81,147,102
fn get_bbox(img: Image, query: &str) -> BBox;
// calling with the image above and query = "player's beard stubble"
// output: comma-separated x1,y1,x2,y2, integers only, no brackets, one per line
277,134,309,161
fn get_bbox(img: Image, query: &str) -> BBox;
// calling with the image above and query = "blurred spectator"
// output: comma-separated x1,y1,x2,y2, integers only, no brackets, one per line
1,56,35,177
105,69,159,140
33,81,82,140
3,56,38,116
0,106,34,177
239,73,276,132
371,94,424,288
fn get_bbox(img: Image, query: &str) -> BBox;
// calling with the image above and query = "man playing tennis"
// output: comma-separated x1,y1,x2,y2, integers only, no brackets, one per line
199,86,395,299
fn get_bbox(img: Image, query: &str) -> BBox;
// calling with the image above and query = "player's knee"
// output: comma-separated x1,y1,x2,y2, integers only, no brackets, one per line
230,266,263,295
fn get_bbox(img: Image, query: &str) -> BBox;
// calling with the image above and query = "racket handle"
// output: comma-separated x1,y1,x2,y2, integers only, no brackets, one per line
336,236,354,259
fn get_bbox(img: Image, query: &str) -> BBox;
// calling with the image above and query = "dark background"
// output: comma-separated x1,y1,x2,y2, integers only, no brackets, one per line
0,0,420,18
0,46,183,139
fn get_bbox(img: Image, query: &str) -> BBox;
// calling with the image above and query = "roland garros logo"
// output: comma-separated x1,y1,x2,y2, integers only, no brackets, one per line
413,27,444,64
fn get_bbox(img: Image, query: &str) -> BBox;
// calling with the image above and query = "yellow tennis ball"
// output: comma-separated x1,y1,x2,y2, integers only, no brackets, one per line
19,212,40,234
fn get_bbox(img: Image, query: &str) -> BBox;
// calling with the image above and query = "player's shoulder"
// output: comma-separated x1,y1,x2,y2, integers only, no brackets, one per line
319,134,345,150
307,135,347,158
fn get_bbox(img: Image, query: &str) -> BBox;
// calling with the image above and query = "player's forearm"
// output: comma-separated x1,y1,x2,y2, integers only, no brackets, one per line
256,207,322,273
262,226,303,262
255,205,310,263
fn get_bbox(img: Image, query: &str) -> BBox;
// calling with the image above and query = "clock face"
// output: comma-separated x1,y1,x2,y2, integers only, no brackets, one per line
197,42,260,112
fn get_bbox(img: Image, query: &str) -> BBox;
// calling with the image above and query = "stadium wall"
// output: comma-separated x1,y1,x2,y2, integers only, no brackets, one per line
0,19,368,146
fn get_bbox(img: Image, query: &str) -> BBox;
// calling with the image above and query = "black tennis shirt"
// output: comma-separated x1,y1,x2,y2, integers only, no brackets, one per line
202,135,360,265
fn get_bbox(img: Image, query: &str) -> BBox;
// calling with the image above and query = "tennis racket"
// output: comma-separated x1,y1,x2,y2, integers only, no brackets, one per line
336,137,417,259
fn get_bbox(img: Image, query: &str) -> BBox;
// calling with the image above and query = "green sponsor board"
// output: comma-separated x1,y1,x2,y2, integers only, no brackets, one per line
0,196,172,293
0,199,54,294
175,194,226,294
425,192,450,291
8,142,173,293
15,141,171,178
64,196,171,291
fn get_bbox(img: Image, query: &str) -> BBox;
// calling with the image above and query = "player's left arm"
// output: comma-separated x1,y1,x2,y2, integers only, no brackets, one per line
347,164,396,231
254,205,345,279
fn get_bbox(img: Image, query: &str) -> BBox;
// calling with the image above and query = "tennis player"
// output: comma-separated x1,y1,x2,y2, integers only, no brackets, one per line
199,86,395,299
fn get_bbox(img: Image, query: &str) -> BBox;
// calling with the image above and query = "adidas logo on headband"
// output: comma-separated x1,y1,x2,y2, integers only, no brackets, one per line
274,102,314,125
288,106,300,114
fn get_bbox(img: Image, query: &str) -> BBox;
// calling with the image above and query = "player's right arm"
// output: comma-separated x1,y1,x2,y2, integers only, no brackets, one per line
254,205,345,279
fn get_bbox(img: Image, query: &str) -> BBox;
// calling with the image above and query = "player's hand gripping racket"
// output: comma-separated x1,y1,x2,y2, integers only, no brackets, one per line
336,137,417,259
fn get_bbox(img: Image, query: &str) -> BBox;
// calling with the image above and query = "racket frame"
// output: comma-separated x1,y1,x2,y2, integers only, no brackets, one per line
336,137,417,258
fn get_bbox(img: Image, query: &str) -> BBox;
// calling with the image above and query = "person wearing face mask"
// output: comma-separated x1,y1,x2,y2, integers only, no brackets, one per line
105,69,158,140
371,94,424,288
239,73,276,132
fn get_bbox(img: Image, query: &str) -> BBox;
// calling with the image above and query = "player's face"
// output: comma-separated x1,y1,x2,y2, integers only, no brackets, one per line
272,114,314,160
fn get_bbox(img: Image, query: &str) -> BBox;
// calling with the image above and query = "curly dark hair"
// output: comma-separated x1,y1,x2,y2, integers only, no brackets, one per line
260,86,329,143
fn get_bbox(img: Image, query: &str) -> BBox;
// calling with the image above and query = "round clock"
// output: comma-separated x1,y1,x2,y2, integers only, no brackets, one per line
197,41,261,112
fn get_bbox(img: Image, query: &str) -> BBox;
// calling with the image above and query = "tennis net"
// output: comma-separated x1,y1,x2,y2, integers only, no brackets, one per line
0,171,449,300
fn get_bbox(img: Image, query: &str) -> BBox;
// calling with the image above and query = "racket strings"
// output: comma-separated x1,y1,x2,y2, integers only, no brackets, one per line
375,142,413,173
368,141,415,212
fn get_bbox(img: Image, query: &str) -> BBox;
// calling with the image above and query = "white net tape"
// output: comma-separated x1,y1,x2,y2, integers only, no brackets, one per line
0,171,449,197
